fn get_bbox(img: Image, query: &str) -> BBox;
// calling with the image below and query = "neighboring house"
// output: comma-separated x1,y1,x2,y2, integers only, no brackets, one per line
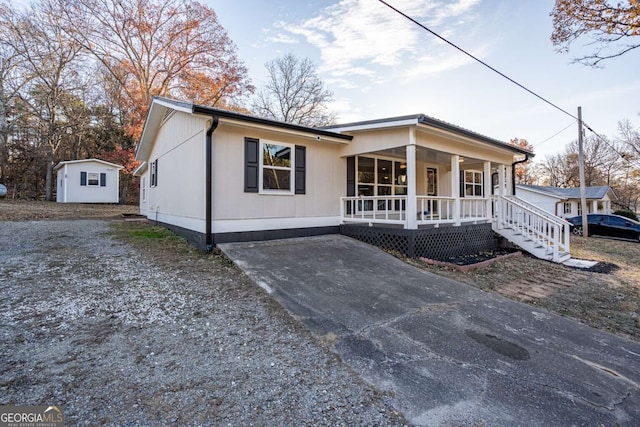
55,159,123,203
516,184,615,218
135,97,571,262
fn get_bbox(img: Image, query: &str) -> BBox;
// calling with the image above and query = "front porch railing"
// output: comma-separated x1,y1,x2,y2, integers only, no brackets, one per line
340,196,491,227
341,196,408,225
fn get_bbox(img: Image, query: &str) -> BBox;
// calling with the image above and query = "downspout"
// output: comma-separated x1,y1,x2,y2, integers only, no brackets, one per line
511,154,529,196
205,116,219,251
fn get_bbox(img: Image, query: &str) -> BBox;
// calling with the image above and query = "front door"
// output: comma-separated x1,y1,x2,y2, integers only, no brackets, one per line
426,167,438,214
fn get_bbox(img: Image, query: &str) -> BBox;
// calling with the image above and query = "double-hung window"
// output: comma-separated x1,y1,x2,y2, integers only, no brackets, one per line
87,172,100,186
261,141,292,193
563,202,571,215
463,170,483,197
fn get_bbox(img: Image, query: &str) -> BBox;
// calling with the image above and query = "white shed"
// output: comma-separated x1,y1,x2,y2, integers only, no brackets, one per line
55,159,123,203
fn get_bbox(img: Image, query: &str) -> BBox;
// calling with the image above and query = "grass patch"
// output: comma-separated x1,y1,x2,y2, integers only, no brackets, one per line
128,227,176,239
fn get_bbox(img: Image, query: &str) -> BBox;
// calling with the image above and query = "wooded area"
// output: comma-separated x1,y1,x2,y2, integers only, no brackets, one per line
0,0,252,203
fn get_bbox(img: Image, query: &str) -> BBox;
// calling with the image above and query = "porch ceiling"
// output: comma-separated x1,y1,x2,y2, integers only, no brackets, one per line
366,146,492,168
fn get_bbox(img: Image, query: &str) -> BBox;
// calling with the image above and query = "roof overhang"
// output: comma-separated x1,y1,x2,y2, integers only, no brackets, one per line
516,184,566,200
132,161,147,176
136,97,353,161
324,114,534,158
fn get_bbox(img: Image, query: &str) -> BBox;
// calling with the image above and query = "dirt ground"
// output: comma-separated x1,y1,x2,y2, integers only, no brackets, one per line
407,236,640,342
0,199,139,221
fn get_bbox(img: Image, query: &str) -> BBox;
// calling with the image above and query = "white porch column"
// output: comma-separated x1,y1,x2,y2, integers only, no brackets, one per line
592,200,597,213
406,144,417,229
451,154,461,225
484,161,492,219
498,164,506,196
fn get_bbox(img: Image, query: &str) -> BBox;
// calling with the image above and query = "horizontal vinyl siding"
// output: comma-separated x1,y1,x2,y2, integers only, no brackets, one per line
146,112,206,230
212,126,345,225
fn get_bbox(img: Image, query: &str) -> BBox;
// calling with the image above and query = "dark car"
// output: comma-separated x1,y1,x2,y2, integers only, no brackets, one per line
567,214,640,242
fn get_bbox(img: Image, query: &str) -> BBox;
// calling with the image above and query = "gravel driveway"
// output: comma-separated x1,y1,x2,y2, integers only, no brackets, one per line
0,220,406,426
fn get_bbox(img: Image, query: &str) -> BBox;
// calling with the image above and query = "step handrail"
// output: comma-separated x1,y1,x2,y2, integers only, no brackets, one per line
501,195,572,227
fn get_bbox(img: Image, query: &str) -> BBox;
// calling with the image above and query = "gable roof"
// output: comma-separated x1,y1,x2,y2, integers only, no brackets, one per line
324,114,534,157
137,97,353,161
517,184,615,200
53,158,123,171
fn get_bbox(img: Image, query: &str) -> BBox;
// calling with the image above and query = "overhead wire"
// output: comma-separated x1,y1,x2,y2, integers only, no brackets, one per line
377,0,637,166
534,121,576,147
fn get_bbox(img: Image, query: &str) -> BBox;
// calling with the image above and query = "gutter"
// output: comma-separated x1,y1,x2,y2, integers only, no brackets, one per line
511,155,529,196
205,116,219,251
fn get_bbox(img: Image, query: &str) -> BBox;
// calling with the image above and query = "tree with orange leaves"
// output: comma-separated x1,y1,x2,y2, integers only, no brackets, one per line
510,138,536,184
57,0,253,141
551,0,640,66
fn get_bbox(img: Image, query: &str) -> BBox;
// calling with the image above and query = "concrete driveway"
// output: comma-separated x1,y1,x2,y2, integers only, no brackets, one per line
220,235,640,426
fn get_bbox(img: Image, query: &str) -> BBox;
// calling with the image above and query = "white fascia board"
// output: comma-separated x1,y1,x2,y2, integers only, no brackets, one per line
218,118,350,145
54,158,124,170
327,118,419,133
133,161,147,176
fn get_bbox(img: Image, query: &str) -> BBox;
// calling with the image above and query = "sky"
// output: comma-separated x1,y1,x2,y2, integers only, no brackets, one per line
210,0,640,161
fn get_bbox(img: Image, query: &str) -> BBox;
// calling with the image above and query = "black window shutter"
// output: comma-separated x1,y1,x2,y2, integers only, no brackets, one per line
294,145,306,195
100,173,107,187
346,157,355,196
244,137,259,193
154,159,158,186
459,170,465,198
80,171,87,186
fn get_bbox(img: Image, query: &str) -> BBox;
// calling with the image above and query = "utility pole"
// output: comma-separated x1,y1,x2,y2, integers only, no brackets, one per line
577,107,588,237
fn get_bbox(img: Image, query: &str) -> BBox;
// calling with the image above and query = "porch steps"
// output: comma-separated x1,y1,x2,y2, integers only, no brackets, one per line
492,196,572,264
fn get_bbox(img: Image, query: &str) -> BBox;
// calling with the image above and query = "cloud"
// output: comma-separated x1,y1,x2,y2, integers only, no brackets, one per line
269,0,484,86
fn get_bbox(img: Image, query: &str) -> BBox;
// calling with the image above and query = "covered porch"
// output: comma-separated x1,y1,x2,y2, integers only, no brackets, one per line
340,145,514,229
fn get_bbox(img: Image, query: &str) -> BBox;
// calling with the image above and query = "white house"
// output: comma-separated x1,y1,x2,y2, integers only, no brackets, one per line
516,184,615,218
135,97,572,262
55,159,123,203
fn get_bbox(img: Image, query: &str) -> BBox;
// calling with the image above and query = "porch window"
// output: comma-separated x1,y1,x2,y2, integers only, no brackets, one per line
563,202,571,215
426,168,437,196
356,156,407,210
463,170,483,197
577,203,582,215
262,142,292,192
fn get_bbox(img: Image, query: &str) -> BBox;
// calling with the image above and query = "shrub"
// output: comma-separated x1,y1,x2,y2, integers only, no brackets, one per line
614,209,639,221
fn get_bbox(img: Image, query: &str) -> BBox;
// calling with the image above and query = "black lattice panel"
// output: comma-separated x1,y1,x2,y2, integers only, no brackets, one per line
413,224,496,260
340,224,496,260
340,225,409,255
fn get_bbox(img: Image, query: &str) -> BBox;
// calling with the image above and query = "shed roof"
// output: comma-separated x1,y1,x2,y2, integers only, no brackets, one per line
54,158,124,171
517,184,614,200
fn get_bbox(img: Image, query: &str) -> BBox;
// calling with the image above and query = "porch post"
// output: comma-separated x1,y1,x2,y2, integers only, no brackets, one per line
451,154,461,225
498,164,506,196
484,161,492,219
406,144,418,229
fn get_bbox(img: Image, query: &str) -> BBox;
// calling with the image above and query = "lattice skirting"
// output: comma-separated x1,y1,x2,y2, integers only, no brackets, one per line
340,223,497,260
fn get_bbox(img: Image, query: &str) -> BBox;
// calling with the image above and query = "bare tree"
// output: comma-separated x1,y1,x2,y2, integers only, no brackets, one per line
4,1,85,200
252,54,336,127
618,118,640,160
551,0,640,66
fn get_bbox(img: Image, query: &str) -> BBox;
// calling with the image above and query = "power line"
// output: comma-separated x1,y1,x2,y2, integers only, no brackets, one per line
534,121,576,147
377,0,579,122
378,0,639,167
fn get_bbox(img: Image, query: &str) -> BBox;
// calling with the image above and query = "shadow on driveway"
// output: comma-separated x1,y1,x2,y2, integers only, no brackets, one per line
220,235,640,426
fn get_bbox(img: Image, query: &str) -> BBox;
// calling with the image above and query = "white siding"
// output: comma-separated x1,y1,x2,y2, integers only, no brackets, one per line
211,125,345,233
145,112,206,230
57,161,120,203
516,187,562,216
